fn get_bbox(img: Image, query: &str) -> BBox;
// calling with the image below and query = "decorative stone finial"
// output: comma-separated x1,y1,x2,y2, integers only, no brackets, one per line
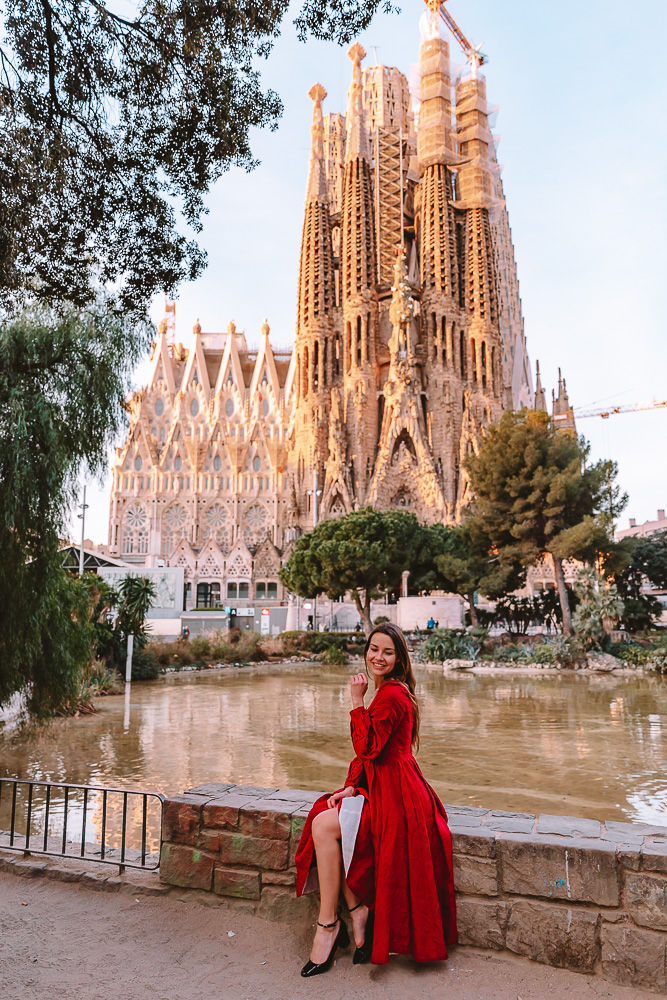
308,83,327,105
158,319,168,337
348,42,366,66
262,319,270,337
193,317,201,337
227,320,236,336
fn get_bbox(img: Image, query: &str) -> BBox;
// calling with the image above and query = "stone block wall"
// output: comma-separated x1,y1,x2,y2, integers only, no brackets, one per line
160,784,667,994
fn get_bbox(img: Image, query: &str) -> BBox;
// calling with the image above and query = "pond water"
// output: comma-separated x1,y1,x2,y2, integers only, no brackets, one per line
2,664,667,851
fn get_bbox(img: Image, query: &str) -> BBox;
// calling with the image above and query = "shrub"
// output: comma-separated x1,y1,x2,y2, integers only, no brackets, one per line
423,628,469,662
235,631,264,662
320,645,349,665
373,615,390,626
190,635,212,662
129,643,161,680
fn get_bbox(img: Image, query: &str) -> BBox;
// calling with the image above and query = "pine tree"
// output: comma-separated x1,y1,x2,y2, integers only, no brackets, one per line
464,410,625,635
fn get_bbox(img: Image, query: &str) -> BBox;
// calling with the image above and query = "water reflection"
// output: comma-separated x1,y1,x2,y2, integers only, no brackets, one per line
1,665,667,848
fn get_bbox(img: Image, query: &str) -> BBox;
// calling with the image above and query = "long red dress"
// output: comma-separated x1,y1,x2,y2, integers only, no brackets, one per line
295,680,457,965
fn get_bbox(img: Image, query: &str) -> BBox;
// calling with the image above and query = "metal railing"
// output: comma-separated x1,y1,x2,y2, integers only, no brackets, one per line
0,778,164,872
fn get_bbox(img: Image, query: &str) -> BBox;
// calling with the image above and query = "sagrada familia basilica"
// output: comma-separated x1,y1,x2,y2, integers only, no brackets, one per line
107,9,543,608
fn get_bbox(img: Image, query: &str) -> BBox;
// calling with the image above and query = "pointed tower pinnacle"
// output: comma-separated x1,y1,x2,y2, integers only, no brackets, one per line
534,361,547,412
345,44,370,162
262,318,270,337
305,84,328,203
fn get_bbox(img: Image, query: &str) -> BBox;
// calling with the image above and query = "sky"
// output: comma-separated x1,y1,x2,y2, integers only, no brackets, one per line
73,0,667,544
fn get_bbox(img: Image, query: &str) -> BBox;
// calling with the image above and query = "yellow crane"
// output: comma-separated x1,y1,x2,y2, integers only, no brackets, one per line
424,0,487,74
554,400,667,422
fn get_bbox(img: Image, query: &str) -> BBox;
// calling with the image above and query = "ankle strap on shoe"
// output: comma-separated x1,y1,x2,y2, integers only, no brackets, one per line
348,902,364,913
316,916,339,930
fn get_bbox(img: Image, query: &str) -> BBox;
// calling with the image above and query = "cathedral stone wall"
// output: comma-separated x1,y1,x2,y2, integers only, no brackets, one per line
108,12,533,607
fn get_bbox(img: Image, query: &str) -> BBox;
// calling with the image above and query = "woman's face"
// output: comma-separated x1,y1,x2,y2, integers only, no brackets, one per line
366,632,397,681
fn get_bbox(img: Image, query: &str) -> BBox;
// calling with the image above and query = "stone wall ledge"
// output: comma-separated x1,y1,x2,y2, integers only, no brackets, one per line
159,782,667,994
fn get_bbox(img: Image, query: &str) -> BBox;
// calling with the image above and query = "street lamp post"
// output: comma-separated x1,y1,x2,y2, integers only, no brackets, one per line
77,485,89,577
307,470,323,631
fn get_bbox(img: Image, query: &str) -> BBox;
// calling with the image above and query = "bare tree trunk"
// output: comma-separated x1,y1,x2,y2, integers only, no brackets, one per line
353,589,373,636
551,552,573,636
467,591,478,627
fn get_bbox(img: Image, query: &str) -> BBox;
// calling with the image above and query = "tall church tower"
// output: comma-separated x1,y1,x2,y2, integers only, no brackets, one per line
107,5,536,602
288,8,532,530
340,44,379,505
291,84,336,516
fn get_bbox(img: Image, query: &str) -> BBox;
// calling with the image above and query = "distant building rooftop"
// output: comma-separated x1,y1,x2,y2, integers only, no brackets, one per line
617,509,667,539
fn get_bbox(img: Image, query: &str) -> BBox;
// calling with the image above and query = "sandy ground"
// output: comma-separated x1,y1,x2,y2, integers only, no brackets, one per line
0,872,657,1000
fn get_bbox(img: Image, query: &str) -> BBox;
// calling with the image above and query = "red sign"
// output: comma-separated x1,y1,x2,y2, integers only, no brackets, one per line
261,608,270,616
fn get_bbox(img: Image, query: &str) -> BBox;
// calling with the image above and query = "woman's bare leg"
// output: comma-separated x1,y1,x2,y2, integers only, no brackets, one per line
310,809,345,963
341,878,369,948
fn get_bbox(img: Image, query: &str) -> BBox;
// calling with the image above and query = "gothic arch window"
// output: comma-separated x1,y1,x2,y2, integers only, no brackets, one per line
162,504,188,555
313,341,319,389
471,339,477,383
202,504,230,549
346,321,352,370
481,341,487,390
365,313,371,361
122,503,148,555
491,346,496,393
334,334,341,377
441,317,447,365
323,338,328,386
303,346,309,398
330,495,346,518
460,330,466,379
356,316,362,364
432,312,437,359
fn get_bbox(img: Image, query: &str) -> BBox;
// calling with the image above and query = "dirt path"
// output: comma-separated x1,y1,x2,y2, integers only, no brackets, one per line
0,872,655,1000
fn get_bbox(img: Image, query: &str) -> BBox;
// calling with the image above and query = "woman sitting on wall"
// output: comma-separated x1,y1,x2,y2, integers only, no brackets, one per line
295,622,457,976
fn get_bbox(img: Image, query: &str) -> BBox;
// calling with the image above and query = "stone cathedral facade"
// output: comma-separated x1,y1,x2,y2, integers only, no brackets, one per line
107,14,533,609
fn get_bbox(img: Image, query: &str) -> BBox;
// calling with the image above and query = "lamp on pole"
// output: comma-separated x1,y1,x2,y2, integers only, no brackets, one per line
77,485,89,577
307,470,323,631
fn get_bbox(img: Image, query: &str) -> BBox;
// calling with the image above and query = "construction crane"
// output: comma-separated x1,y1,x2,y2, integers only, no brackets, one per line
554,400,667,422
425,0,487,76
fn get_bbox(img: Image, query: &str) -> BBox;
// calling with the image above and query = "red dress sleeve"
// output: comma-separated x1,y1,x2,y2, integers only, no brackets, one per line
350,684,408,760
344,756,366,788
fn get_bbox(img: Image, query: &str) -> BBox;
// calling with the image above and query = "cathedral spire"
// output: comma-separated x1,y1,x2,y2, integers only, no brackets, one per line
345,44,370,162
305,84,328,203
534,361,547,412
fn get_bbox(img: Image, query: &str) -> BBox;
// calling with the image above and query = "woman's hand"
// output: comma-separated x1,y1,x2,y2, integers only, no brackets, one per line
327,787,356,809
350,672,368,709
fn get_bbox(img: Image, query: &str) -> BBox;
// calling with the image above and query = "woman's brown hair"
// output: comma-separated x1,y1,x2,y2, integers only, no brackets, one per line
364,623,421,751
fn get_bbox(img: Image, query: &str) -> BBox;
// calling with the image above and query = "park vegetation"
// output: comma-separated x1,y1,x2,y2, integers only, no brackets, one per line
281,411,667,663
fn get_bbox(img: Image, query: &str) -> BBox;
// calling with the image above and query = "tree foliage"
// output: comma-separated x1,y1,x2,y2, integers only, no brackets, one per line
1,0,396,314
410,522,524,626
0,305,150,711
280,507,419,634
613,531,667,631
464,410,626,634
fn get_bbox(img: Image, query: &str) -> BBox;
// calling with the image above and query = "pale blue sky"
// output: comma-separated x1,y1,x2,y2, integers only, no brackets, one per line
77,0,667,543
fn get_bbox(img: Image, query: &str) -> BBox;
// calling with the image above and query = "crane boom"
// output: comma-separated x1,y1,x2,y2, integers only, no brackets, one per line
424,0,487,68
553,400,667,421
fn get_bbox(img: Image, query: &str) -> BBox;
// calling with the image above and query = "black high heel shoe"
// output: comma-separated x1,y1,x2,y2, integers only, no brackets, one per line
300,916,350,977
349,903,374,965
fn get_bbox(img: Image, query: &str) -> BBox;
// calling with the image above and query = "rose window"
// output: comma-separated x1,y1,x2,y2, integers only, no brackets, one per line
202,505,230,548
244,504,269,546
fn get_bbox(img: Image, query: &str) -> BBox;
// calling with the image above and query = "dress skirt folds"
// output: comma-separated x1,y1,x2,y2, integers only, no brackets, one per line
295,680,457,965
